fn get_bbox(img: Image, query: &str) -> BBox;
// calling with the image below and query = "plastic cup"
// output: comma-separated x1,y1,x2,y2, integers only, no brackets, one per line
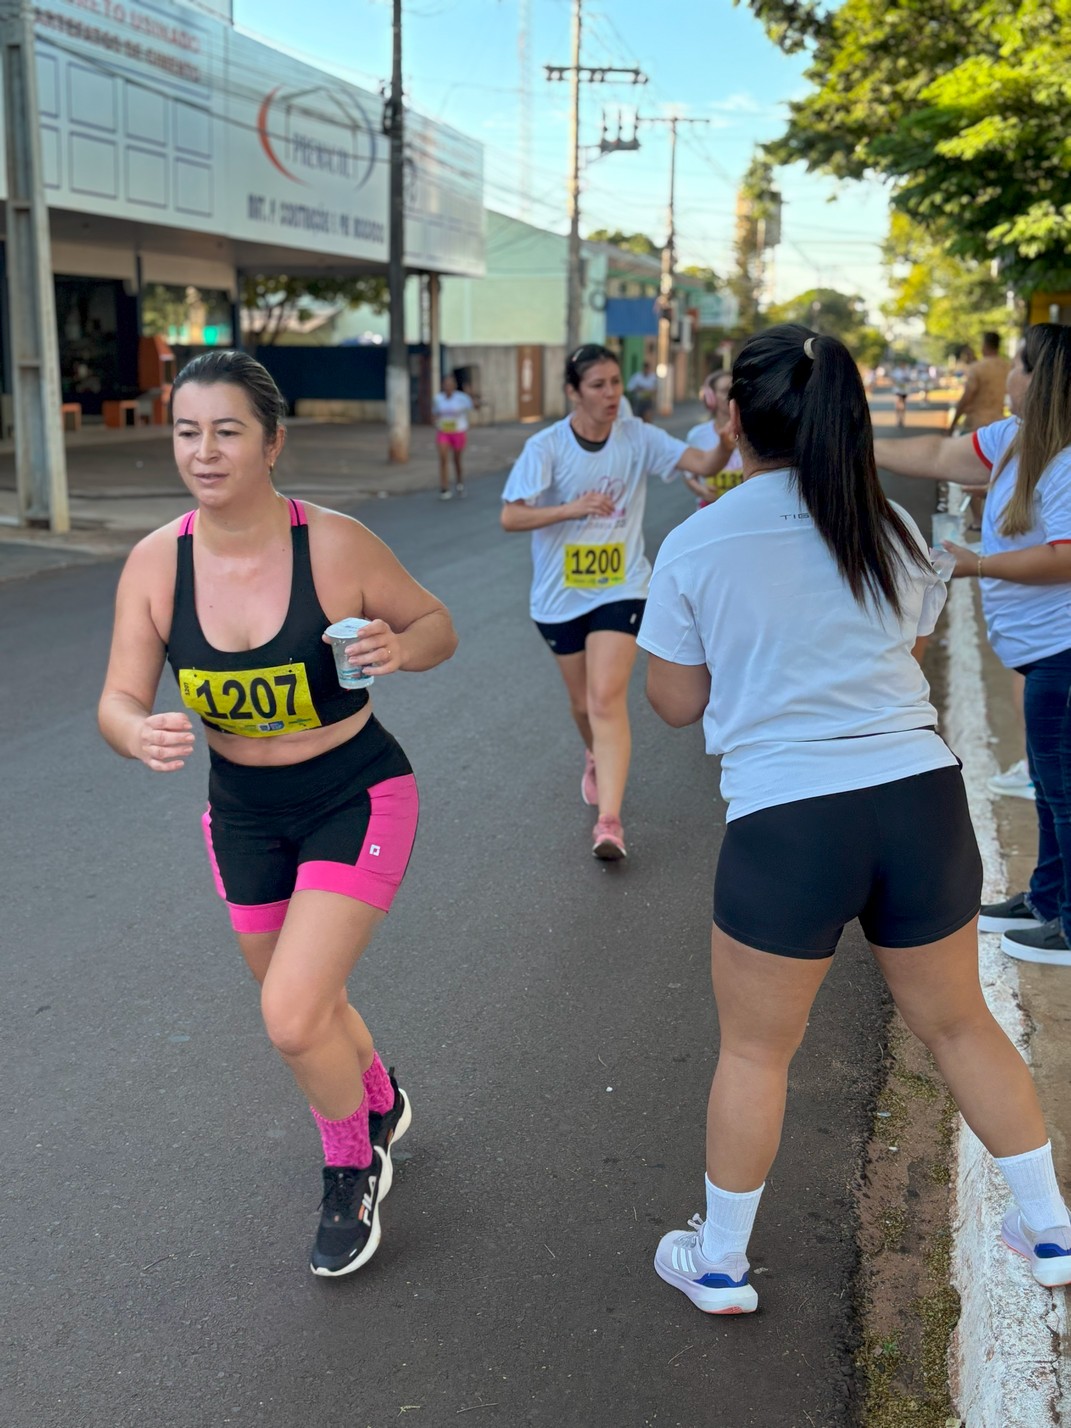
324,617,375,690
930,546,956,582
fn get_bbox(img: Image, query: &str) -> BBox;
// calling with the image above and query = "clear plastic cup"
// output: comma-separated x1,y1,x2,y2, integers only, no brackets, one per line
324,617,375,689
930,546,956,582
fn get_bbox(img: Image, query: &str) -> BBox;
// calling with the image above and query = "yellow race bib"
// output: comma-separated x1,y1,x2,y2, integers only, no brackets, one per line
563,542,626,589
702,468,745,497
438,418,458,433
178,663,322,737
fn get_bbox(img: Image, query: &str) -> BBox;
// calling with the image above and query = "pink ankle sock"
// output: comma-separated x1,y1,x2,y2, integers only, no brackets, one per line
311,1096,372,1168
363,1053,395,1114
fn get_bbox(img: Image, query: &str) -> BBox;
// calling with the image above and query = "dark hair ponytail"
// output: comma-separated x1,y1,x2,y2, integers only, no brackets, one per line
731,324,929,615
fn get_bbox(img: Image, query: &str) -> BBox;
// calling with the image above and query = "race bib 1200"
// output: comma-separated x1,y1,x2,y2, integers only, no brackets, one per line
563,542,626,589
178,663,322,737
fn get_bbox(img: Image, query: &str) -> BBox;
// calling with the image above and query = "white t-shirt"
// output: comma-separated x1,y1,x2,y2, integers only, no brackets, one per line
685,421,744,507
627,371,657,395
502,416,687,624
973,418,1071,667
432,390,474,433
616,393,634,421
638,468,956,821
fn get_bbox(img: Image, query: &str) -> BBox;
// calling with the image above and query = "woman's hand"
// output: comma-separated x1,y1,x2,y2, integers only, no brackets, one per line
567,490,617,520
324,618,405,675
941,540,979,579
134,712,195,772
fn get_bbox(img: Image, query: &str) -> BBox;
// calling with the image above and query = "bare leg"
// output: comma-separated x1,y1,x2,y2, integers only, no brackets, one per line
258,891,386,1119
706,926,832,1190
552,647,593,749
437,441,450,493
584,630,637,819
872,919,1047,1157
453,445,464,488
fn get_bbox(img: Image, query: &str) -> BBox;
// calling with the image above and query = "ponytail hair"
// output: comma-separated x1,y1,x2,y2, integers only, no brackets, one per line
730,324,929,615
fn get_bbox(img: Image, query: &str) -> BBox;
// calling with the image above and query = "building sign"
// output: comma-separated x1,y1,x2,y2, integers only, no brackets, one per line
694,292,740,329
13,0,484,276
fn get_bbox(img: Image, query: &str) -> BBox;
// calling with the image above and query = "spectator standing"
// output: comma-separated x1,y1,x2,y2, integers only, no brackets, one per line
626,361,658,422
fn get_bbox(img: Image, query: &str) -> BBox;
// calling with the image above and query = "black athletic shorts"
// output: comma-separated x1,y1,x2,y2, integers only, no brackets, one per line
534,598,646,656
713,765,982,958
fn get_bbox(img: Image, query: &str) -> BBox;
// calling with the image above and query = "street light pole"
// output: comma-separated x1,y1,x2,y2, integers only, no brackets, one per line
386,0,409,463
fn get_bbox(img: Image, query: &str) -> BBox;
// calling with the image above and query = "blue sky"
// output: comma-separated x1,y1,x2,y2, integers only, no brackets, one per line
233,0,891,312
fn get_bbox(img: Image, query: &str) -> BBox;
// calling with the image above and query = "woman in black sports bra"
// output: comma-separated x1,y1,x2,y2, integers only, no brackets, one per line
99,351,458,1279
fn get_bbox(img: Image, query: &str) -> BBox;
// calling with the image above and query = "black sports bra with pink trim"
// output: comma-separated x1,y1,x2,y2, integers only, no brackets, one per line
165,498,369,739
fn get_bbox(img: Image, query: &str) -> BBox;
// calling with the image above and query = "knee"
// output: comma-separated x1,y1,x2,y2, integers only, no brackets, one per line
261,987,330,1060
587,684,625,723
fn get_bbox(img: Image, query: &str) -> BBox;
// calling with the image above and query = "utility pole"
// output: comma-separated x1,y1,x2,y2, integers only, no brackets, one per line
546,2,645,352
0,0,68,531
640,114,714,417
385,0,409,463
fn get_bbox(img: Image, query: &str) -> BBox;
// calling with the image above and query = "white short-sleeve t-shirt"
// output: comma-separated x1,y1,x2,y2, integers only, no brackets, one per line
502,416,687,624
432,390,474,433
637,469,956,822
973,417,1071,668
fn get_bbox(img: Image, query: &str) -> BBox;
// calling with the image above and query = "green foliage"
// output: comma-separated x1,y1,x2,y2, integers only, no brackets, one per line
586,229,661,258
882,212,1011,358
241,274,388,345
742,0,1071,291
679,264,721,292
766,287,886,365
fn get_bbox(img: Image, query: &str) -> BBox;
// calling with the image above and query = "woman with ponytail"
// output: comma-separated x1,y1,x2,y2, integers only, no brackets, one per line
638,324,1069,1316
875,323,1071,967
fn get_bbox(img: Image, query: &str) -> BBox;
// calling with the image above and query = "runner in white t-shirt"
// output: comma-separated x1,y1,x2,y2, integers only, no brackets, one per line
680,370,743,510
876,323,1071,969
432,375,475,500
641,323,1068,1317
501,343,732,860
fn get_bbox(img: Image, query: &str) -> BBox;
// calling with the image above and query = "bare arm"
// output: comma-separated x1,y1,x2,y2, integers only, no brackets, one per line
322,516,459,674
943,539,1071,585
873,433,990,484
676,430,737,478
500,490,615,531
645,653,711,727
98,537,196,772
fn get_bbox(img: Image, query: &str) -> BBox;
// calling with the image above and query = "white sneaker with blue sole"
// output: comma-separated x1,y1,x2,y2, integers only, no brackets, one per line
1001,1209,1071,1288
654,1215,759,1314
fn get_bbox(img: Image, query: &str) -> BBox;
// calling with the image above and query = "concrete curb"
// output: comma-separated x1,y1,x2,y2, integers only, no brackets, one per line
943,578,1069,1425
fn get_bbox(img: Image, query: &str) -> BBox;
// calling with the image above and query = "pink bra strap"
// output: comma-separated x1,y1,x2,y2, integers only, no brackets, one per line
179,510,196,537
288,498,307,527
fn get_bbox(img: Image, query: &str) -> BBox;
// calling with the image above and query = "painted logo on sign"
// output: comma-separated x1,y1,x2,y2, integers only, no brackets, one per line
256,84,378,190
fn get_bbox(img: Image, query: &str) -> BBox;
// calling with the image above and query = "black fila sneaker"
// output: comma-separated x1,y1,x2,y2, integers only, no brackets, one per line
309,1148,386,1277
368,1069,412,1201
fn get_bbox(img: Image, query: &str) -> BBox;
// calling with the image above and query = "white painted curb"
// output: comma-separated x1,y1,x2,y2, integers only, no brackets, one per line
942,578,1069,1425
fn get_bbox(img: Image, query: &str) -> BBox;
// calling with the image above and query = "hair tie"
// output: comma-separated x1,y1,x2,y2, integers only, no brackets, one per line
803,337,817,359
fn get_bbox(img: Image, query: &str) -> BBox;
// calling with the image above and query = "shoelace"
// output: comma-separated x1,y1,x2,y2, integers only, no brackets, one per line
319,1167,361,1222
684,1213,704,1241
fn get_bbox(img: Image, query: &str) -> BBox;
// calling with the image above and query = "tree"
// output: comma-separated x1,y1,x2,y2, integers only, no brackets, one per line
881,212,1010,358
586,229,660,258
766,286,886,365
679,264,721,293
742,0,1071,292
728,154,779,333
241,274,389,346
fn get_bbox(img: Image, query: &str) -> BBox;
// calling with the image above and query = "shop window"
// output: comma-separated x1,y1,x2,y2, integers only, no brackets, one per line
140,284,232,347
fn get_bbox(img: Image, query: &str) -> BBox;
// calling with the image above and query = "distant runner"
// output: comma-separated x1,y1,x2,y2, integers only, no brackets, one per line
679,371,743,509
433,373,476,500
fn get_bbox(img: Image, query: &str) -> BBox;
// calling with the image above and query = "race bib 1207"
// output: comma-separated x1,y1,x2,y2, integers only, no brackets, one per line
563,542,626,589
178,663,322,737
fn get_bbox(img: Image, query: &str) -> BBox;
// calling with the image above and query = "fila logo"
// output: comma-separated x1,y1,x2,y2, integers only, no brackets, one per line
369,844,381,856
358,1174,378,1224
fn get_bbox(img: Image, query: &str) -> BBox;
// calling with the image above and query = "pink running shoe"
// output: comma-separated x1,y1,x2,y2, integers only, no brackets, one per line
592,814,627,861
581,749,598,806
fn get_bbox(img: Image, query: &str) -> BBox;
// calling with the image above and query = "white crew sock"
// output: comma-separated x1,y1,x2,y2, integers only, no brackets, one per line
700,1175,765,1262
995,1141,1071,1231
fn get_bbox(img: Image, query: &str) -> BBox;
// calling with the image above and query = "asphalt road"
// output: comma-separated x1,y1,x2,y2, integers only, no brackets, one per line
1,416,936,1428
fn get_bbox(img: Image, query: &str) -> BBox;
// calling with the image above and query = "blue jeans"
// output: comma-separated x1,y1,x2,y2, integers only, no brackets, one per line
1020,647,1071,940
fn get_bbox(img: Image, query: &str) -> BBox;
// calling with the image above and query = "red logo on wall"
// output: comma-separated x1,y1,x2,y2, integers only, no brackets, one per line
256,84,378,190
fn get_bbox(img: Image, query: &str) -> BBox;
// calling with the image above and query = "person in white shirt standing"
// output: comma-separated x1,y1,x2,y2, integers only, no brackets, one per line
640,323,1069,1316
875,323,1071,966
626,360,658,422
680,370,743,510
432,374,475,500
501,343,731,860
